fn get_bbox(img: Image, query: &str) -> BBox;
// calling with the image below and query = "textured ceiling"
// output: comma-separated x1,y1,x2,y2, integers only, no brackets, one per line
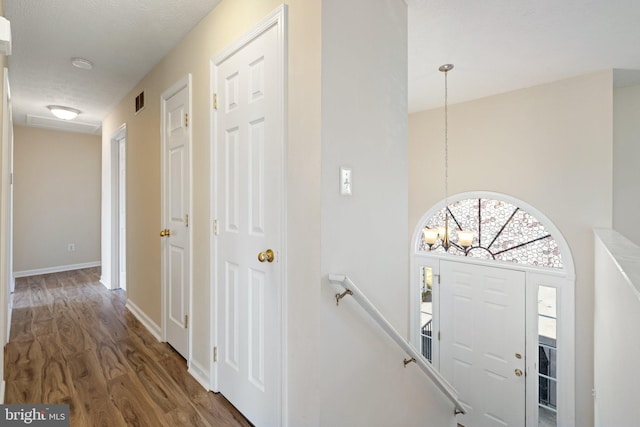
5,0,640,132
408,0,640,112
5,0,221,133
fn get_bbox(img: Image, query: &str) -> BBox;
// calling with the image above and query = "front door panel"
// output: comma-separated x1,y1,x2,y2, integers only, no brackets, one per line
440,260,526,426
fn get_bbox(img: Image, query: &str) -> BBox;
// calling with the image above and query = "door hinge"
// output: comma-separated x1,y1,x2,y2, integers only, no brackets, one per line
184,314,188,329
213,219,219,235
213,93,218,110
213,346,218,362
438,331,441,341
185,214,189,227
437,274,441,284
185,113,189,128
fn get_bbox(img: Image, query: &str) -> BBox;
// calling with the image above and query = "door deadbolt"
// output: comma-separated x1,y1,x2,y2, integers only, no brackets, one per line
258,249,275,263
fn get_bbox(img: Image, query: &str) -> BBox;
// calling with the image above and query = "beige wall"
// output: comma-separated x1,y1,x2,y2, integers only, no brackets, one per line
102,0,323,423
409,71,614,427
104,0,300,340
13,126,100,273
103,0,458,424
613,78,640,246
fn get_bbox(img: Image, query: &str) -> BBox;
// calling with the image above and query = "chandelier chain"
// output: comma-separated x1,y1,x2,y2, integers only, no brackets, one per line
444,68,449,204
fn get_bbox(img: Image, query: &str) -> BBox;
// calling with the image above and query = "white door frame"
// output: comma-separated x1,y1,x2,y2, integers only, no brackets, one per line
209,3,288,422
410,191,575,427
108,124,127,290
117,137,126,290
5,69,13,296
160,74,194,360
1,67,13,348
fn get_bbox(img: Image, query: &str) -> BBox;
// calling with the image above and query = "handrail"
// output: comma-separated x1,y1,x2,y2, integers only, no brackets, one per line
328,274,466,415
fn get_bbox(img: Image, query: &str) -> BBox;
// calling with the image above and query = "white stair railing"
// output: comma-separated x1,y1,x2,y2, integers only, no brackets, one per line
328,274,466,415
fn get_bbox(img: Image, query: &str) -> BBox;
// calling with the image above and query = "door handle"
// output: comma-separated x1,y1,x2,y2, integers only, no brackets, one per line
257,249,275,263
515,368,523,377
159,229,171,237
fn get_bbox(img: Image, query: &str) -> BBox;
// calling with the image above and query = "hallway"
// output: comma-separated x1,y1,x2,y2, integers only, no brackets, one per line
4,268,251,427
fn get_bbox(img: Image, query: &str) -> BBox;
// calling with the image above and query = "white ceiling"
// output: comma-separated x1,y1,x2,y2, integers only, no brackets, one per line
5,0,221,134
5,0,640,132
408,0,640,112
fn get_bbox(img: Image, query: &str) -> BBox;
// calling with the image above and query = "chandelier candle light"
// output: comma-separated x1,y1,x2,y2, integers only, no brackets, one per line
423,64,473,252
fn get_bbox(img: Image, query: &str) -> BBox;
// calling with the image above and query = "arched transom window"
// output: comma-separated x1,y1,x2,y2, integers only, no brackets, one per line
419,198,563,269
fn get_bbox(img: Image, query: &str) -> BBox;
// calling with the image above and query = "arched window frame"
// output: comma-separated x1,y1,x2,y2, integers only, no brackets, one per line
418,197,566,270
410,191,575,427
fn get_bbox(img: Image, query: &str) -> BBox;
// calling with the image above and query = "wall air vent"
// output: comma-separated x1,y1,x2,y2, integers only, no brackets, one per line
135,91,145,114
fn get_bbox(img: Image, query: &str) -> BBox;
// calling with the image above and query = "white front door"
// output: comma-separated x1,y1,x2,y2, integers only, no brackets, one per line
213,12,284,426
161,78,191,360
440,260,526,427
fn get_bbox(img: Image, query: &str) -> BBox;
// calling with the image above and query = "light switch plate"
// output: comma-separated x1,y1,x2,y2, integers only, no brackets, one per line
340,167,352,196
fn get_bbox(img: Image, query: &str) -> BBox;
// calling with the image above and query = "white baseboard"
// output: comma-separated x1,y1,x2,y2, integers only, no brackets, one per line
99,276,111,289
125,299,162,342
188,358,211,391
14,261,101,278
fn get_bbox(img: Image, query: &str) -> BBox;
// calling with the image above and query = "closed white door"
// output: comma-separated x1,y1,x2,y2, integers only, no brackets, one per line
213,18,283,427
162,81,191,360
440,260,526,427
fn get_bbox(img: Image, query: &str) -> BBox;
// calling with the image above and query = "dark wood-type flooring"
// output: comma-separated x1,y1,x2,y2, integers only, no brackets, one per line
4,267,252,427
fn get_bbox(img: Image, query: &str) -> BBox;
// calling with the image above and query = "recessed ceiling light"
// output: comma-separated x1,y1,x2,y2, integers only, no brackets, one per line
71,57,93,70
47,105,81,120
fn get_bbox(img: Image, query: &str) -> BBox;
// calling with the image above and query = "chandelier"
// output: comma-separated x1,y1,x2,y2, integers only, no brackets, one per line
423,64,474,252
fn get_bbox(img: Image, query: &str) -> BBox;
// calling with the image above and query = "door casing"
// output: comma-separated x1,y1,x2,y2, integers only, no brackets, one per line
108,124,127,291
117,136,126,290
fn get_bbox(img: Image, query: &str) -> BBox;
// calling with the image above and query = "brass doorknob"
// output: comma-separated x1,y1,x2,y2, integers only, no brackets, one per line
258,249,275,263
515,368,523,377
160,229,166,237
159,229,171,237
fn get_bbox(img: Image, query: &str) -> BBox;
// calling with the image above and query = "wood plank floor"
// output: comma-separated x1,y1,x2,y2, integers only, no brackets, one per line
4,267,252,427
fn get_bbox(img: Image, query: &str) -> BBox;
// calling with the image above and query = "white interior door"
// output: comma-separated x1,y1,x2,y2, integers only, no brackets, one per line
162,80,191,360
440,260,526,427
213,16,283,426
118,137,126,290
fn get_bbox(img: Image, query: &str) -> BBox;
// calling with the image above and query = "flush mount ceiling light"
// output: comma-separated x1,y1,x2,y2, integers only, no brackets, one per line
47,105,81,120
71,57,93,70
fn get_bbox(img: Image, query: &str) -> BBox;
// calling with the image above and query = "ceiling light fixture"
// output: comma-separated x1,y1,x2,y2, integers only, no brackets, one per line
423,64,474,252
71,57,93,70
47,105,81,120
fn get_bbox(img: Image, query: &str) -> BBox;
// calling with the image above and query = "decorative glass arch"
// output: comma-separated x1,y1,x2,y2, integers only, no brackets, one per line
418,197,564,269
